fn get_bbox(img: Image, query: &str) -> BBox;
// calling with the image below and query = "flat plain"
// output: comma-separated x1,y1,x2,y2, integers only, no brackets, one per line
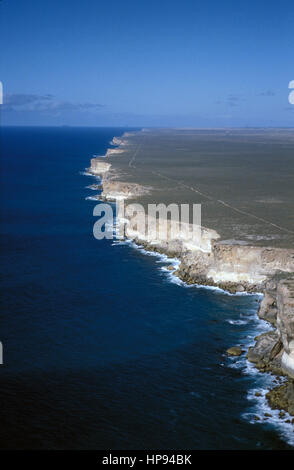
107,128,294,248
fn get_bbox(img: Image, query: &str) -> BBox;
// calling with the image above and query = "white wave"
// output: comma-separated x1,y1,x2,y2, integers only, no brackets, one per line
85,196,100,201
165,272,187,287
85,185,101,190
156,255,179,265
243,384,294,447
224,307,294,446
226,319,249,326
80,170,96,177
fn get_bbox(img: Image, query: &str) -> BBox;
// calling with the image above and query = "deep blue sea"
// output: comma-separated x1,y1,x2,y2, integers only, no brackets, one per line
0,127,293,450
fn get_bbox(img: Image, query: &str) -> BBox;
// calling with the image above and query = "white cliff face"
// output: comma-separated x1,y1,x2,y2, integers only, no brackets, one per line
277,280,294,378
110,137,126,146
89,133,128,174
89,158,111,175
207,245,294,286
105,148,125,157
207,245,265,284
281,351,294,379
110,135,129,146
206,270,266,284
123,213,220,254
101,182,150,201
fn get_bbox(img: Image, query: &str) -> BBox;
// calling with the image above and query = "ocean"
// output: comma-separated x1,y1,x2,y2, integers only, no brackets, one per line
0,126,293,449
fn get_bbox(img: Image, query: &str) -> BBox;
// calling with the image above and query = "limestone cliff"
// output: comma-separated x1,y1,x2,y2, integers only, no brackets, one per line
89,158,111,175
121,211,294,293
278,279,294,379
101,181,150,201
87,135,294,415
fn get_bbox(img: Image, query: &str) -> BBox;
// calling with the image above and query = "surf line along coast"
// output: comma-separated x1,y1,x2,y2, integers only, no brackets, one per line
88,131,294,418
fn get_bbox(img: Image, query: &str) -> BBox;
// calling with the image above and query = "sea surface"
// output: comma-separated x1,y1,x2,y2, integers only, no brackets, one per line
0,126,293,450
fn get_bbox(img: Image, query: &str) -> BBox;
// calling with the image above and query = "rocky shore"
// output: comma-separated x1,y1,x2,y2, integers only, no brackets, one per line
88,133,294,418
246,276,294,416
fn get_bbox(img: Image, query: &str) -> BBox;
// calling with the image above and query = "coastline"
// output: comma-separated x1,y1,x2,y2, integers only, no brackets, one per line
86,131,294,423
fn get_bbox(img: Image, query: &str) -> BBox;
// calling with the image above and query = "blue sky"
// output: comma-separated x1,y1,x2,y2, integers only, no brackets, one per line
1,0,293,126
